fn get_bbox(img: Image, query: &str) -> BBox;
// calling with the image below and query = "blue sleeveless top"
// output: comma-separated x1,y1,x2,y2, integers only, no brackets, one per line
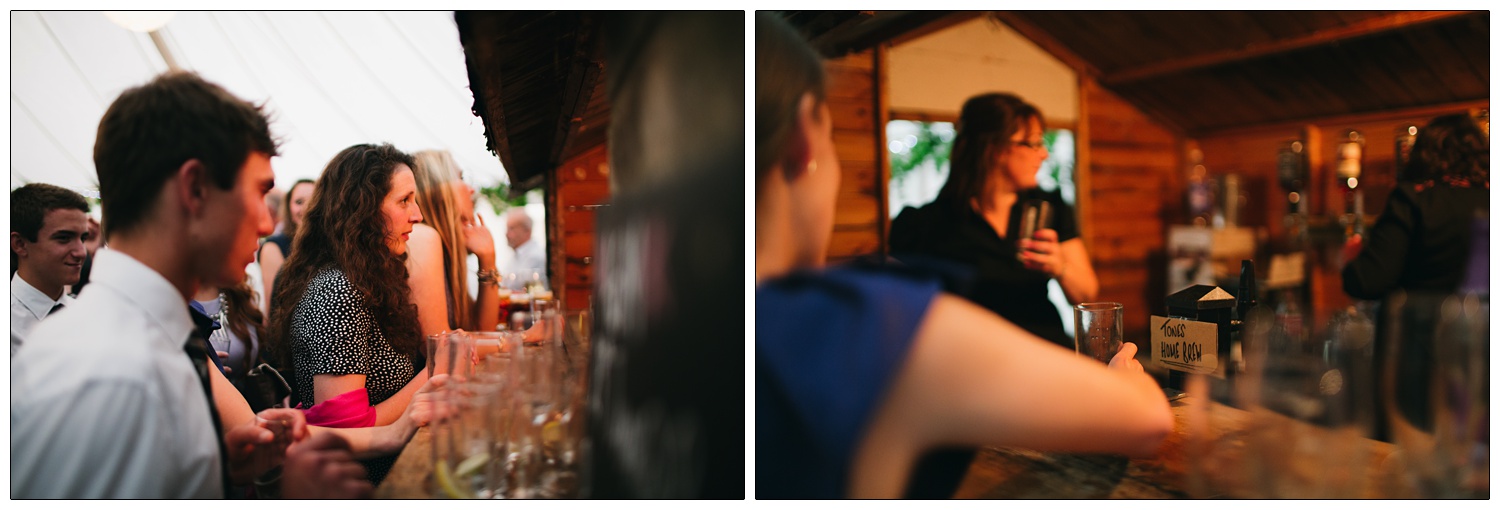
756,264,942,498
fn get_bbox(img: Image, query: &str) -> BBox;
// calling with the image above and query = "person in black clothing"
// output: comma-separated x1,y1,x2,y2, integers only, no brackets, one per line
890,93,1099,349
1342,112,1488,440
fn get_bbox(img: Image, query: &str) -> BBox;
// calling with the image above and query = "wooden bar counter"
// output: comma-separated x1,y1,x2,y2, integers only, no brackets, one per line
954,396,1399,499
376,428,435,499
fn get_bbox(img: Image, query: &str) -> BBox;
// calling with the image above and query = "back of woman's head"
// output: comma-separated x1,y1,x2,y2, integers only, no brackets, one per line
937,93,1043,210
1406,113,1488,188
268,143,423,369
756,12,826,184
410,149,473,329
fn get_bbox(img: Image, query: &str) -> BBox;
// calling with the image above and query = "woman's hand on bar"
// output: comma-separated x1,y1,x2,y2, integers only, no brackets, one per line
1109,342,1144,372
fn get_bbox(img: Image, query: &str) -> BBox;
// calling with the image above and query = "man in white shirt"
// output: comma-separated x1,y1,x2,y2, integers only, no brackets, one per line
504,208,549,290
11,72,370,499
10,183,91,356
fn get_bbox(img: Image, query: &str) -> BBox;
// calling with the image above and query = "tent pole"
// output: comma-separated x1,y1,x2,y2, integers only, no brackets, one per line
148,30,181,71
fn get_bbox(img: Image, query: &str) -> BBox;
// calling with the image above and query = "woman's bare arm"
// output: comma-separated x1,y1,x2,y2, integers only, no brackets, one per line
848,294,1171,497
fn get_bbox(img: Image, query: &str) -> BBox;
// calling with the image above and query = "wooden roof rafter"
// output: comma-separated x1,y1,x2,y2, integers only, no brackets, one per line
1102,10,1476,86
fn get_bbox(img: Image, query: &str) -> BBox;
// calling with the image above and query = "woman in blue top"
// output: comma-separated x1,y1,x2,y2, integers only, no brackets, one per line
754,13,1172,499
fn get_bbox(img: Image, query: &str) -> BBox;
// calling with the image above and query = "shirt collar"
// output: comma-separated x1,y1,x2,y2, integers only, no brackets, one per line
87,248,194,350
10,273,69,320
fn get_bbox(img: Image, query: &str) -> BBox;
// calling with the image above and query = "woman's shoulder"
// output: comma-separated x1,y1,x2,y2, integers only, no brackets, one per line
758,265,942,319
306,267,355,294
406,224,444,260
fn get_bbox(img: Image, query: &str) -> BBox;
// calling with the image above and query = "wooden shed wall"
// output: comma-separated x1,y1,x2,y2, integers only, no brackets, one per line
1081,80,1183,340
1194,102,1487,326
551,143,611,312
824,49,890,262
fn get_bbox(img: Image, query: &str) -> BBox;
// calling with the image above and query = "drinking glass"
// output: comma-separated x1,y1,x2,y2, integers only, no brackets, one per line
428,330,476,498
1016,199,1052,261
511,325,558,498
1383,291,1490,498
469,331,521,498
1073,302,1123,364
1239,304,1375,498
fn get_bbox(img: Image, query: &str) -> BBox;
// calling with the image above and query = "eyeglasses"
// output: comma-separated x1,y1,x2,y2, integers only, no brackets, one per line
1013,140,1046,150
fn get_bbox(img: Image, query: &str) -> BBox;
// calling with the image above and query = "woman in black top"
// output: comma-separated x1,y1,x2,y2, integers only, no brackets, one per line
890,93,1098,349
1342,113,1488,440
258,179,314,317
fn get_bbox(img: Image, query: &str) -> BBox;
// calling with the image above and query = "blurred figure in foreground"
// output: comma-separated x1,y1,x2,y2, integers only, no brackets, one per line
754,13,1170,499
585,11,746,498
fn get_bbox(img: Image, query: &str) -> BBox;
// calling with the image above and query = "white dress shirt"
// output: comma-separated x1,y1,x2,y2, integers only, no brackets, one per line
506,238,550,291
11,248,222,498
11,272,76,357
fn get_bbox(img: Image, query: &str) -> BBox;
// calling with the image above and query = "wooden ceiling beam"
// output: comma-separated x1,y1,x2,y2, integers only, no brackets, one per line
811,11,955,58
990,11,1102,80
886,11,985,48
1102,10,1477,86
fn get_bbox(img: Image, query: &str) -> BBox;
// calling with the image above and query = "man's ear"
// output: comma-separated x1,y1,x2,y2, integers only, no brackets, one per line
781,92,821,180
11,232,27,259
177,159,209,217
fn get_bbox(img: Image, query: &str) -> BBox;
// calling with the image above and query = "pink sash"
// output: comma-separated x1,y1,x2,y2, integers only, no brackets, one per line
301,388,377,428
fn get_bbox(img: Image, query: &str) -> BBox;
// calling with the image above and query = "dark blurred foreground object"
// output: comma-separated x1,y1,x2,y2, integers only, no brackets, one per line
586,11,745,498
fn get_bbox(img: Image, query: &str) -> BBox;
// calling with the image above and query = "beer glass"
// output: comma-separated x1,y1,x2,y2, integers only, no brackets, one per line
1073,302,1123,364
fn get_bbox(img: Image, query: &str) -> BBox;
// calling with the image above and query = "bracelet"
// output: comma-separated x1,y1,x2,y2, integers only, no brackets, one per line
477,269,500,285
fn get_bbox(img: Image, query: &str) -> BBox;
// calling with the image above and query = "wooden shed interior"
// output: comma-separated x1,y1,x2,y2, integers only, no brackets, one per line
778,10,1489,341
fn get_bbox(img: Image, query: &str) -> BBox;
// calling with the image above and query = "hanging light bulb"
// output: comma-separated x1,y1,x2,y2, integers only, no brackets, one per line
103,12,176,33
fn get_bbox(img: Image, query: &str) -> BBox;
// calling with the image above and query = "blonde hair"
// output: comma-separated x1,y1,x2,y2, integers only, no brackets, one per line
411,149,473,330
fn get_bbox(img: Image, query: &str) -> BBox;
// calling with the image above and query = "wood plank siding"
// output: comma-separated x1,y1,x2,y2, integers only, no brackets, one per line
550,143,611,312
824,49,890,262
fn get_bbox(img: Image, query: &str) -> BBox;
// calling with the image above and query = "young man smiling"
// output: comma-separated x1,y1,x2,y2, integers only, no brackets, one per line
10,183,92,356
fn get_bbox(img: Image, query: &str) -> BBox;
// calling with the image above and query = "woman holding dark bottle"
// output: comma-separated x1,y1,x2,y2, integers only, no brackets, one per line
889,93,1098,349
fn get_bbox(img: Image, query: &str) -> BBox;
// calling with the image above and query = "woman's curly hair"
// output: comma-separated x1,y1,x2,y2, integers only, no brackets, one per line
266,143,424,372
1405,113,1489,190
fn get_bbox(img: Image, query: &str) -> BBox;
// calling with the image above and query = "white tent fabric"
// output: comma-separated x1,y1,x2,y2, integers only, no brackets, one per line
10,11,508,194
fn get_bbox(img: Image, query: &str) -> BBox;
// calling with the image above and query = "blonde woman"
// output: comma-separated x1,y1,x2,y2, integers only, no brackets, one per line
406,150,502,336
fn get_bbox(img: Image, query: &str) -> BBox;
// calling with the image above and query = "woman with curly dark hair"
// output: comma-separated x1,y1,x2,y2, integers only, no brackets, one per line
265,143,427,485
1343,113,1488,299
1342,113,1487,442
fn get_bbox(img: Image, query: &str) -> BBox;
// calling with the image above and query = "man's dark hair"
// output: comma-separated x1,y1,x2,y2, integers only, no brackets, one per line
92,71,279,237
10,183,90,275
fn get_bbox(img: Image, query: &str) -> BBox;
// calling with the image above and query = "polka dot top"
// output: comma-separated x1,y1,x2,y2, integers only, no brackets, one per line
290,267,420,408
288,267,421,485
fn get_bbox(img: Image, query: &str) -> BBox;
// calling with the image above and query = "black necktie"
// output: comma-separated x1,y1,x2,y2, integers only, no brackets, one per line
48,302,63,316
185,322,232,497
